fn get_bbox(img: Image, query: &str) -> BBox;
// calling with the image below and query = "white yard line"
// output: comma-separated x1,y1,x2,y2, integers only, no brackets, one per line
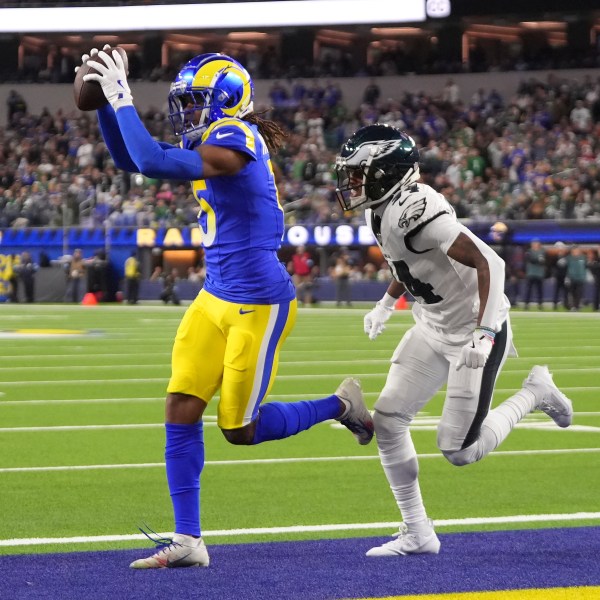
3,359,600,372
0,511,598,547
0,359,395,372
3,367,600,386
1,392,599,406
0,447,598,473
0,423,186,433
0,397,167,406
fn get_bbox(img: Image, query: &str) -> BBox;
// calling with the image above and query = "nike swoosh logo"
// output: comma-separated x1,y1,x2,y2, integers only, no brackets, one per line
117,80,125,88
167,551,193,567
216,131,234,139
239,308,255,315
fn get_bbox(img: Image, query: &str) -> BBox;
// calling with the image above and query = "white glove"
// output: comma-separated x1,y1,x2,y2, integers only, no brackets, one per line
456,328,495,370
75,47,99,75
364,300,395,340
75,45,121,74
84,48,133,110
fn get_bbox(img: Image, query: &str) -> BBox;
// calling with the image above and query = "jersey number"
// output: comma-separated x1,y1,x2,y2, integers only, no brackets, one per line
197,197,216,247
391,260,443,304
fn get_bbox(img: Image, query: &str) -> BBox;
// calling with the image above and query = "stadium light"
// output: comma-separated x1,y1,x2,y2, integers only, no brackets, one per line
0,1,426,33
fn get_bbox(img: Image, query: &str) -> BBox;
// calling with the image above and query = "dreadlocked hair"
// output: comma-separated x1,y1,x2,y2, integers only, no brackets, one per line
243,111,288,154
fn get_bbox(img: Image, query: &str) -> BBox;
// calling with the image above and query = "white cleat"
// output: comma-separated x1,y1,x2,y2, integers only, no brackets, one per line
335,377,374,445
129,534,210,569
523,365,573,428
366,521,441,557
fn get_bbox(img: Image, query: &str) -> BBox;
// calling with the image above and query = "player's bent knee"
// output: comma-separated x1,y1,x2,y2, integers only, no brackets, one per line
221,424,255,445
441,444,480,467
373,408,411,436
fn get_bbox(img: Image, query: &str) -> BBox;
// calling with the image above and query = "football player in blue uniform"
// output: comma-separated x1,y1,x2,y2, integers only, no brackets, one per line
81,48,374,568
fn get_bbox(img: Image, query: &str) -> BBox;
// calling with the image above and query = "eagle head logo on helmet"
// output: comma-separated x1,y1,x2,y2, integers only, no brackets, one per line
335,124,420,212
168,53,254,143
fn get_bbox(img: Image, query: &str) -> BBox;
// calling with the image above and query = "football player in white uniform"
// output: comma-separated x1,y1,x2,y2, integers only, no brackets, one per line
335,124,573,557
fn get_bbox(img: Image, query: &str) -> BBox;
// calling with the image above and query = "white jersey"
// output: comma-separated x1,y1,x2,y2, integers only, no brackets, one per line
366,183,510,344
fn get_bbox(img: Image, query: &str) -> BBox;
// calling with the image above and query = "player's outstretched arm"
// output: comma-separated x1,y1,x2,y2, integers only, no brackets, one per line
85,49,248,180
84,49,201,179
76,46,138,172
364,279,406,340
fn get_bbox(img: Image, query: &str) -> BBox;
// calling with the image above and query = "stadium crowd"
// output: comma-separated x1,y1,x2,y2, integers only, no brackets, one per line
2,70,600,232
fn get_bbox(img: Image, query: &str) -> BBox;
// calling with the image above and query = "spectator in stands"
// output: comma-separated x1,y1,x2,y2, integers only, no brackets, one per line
6,89,27,125
570,99,592,134
362,78,381,106
523,239,546,310
442,78,460,104
3,70,600,231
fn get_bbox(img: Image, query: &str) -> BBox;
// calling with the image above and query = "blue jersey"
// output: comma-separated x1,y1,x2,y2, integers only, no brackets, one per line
188,118,295,304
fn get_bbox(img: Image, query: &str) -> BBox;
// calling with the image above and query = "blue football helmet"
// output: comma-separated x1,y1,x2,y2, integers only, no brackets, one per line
335,124,420,211
168,53,254,141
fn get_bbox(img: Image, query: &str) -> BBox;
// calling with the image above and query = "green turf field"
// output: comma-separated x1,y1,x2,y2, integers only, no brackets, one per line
0,303,598,556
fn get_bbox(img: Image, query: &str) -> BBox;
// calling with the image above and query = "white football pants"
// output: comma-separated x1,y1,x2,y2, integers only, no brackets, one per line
373,317,536,524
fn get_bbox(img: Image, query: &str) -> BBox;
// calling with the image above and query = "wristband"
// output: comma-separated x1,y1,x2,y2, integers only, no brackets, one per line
378,292,398,309
475,326,496,341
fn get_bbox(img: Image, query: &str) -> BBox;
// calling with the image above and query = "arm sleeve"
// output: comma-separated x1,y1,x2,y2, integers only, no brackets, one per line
413,212,461,253
96,105,139,172
114,106,203,180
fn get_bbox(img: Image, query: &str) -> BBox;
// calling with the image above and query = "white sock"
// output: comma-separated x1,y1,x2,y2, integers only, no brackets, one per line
381,457,429,526
480,388,536,451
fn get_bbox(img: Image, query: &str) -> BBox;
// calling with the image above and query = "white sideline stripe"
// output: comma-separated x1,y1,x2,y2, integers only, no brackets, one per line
0,512,599,547
0,447,598,473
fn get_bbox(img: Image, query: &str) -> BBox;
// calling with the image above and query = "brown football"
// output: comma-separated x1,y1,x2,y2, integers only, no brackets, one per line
73,46,128,111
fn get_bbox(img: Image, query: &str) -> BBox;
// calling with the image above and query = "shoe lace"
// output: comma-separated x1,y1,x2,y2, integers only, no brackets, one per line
538,400,557,414
138,522,178,552
391,523,409,540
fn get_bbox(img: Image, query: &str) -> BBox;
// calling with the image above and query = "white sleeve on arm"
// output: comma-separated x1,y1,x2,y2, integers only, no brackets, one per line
412,212,461,253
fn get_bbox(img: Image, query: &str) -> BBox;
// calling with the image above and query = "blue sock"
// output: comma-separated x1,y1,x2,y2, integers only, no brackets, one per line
252,396,341,444
165,422,204,537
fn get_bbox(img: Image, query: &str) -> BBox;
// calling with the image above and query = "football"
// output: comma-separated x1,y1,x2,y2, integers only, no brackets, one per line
73,46,128,111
